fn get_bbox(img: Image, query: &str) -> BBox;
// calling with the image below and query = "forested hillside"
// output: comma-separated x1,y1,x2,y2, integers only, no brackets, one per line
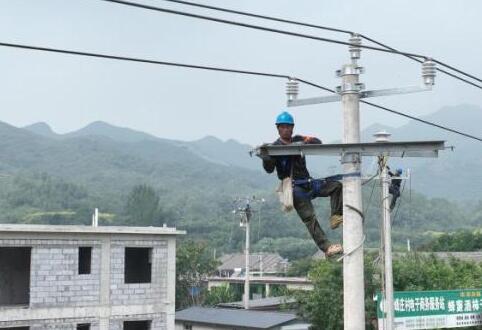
0,105,480,260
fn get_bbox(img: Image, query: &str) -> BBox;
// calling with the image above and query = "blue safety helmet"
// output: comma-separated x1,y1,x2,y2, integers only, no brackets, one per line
276,111,294,126
396,168,403,175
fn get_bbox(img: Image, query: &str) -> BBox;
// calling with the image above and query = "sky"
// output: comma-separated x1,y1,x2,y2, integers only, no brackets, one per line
0,0,480,145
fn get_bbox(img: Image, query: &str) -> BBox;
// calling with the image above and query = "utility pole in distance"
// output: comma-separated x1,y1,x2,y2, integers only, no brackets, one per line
375,131,396,330
233,196,264,310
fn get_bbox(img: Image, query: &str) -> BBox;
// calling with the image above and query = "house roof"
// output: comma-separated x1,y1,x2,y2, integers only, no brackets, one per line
0,224,185,236
175,306,298,329
218,253,288,273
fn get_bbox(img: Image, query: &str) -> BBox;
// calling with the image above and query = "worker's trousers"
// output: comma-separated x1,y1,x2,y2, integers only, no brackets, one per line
389,185,400,210
293,181,343,252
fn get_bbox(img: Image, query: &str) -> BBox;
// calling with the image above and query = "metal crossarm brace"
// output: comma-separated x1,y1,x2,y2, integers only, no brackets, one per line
253,140,446,158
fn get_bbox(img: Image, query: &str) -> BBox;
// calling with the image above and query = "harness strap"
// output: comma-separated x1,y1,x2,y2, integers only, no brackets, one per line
292,171,361,186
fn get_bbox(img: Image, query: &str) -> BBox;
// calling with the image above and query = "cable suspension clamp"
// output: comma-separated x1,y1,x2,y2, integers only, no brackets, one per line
336,66,364,77
336,83,365,94
286,78,299,101
422,58,436,86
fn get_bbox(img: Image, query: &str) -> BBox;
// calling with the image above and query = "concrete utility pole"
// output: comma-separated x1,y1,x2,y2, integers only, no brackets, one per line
244,203,251,310
375,132,395,330
381,160,395,329
256,32,440,330
340,35,366,329
233,197,260,310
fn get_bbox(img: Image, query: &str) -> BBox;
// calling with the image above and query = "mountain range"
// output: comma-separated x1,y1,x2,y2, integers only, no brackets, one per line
20,104,481,200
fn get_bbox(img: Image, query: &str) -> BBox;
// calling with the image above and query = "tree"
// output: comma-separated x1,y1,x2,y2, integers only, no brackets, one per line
294,255,378,329
124,184,164,226
419,230,482,252
176,240,219,309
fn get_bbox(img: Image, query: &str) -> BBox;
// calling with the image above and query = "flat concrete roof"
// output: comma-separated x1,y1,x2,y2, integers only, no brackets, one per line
0,224,185,236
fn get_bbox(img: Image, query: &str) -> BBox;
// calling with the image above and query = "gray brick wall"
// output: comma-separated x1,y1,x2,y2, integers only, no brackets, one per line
110,239,168,306
0,236,171,329
0,239,101,308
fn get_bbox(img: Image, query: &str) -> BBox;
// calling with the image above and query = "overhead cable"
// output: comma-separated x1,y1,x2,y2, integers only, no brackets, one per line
102,0,482,87
158,0,354,35
158,0,481,87
0,42,287,79
100,0,428,58
359,34,482,89
0,41,481,143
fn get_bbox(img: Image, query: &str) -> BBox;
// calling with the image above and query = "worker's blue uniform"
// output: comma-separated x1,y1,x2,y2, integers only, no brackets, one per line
262,135,343,252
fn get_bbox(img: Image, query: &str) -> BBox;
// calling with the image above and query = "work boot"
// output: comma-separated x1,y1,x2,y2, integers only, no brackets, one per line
330,214,343,230
325,243,343,257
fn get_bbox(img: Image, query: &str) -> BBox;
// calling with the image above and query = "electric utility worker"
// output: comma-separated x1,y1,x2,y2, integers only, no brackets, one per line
388,167,402,211
260,111,343,257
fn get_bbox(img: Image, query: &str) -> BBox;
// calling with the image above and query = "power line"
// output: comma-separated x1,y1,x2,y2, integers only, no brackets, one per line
0,42,287,79
100,0,428,59
359,34,482,89
102,0,482,88
0,41,481,143
159,0,481,88
360,100,482,142
158,0,354,35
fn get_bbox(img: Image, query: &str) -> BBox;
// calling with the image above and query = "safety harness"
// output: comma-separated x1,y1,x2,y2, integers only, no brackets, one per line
292,172,361,200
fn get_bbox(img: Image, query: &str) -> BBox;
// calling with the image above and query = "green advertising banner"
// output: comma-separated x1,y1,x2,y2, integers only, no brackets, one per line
376,289,482,329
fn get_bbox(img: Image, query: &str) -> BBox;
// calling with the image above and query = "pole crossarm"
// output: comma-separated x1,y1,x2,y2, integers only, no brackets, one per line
253,141,445,158
287,86,432,107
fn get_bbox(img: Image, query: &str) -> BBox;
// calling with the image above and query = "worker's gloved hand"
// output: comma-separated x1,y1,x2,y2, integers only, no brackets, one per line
258,144,272,161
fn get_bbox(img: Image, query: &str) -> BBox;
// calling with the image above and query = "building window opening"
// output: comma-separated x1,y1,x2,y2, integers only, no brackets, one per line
124,247,152,284
123,320,151,330
78,247,92,275
0,247,31,306
76,324,91,330
0,327,30,330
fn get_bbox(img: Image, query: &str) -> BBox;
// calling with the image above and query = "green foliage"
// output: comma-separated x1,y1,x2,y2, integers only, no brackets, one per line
203,285,237,307
123,184,169,226
292,253,482,329
287,257,317,277
176,240,219,309
419,230,482,252
293,255,379,329
393,253,482,291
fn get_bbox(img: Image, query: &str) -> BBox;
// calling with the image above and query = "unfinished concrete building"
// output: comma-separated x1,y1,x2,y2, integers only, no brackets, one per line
0,224,184,330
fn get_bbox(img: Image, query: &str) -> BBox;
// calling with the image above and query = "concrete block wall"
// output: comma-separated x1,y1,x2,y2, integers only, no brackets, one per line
0,232,176,330
30,241,101,307
110,239,168,306
0,238,102,308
